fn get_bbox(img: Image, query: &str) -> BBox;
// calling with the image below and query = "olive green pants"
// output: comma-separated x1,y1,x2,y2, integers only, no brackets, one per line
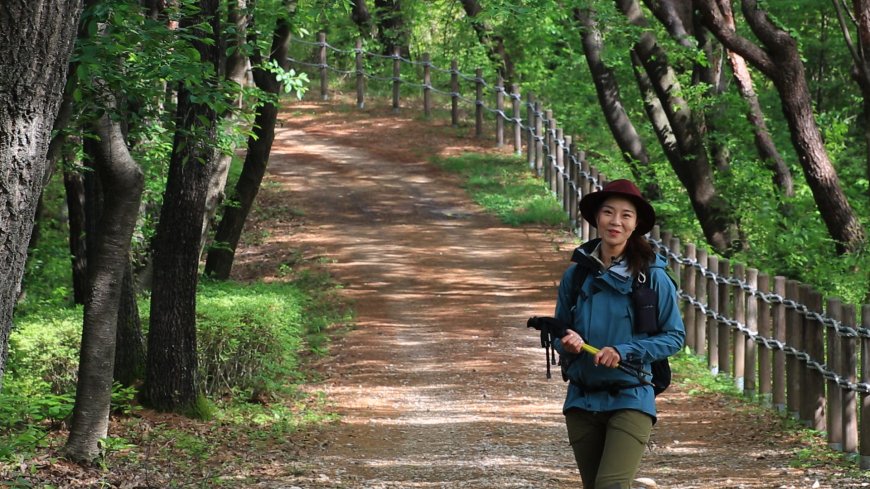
565,408,653,489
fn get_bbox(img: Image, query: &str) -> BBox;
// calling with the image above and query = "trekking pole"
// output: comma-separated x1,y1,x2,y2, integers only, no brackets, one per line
580,343,653,385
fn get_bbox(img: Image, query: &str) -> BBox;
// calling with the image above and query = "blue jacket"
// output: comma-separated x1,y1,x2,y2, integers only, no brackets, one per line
553,242,685,422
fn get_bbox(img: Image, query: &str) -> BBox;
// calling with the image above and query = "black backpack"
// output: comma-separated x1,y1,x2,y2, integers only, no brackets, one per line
568,250,672,396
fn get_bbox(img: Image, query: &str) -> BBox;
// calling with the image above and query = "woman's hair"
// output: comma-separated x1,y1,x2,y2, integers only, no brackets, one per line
626,231,655,276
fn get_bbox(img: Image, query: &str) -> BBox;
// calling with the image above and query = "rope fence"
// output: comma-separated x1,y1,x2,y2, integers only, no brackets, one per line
288,32,870,469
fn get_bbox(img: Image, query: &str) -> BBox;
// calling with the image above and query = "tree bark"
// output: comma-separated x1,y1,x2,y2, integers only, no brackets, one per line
205,0,297,279
144,0,223,412
351,0,374,35
717,0,793,196
0,0,83,389
618,0,739,253
697,0,866,253
64,109,144,463
114,259,145,387
199,0,251,258
574,7,660,200
64,168,88,305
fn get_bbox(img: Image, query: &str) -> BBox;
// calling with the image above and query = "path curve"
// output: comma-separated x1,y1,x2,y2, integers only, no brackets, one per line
246,102,862,489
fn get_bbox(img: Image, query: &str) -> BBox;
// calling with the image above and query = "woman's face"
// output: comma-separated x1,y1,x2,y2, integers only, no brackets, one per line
596,196,638,252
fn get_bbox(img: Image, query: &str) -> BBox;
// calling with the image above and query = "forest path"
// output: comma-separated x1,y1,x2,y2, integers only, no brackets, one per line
240,100,859,488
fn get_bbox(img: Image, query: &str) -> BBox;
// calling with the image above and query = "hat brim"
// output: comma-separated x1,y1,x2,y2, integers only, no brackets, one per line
578,190,655,236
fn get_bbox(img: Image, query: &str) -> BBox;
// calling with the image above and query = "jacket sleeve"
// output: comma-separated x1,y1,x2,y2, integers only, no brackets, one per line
613,266,685,364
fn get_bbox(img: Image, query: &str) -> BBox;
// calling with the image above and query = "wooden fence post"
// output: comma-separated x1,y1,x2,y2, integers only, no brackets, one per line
758,273,772,405
423,52,431,118
496,75,504,147
319,31,328,100
569,140,581,231
694,248,708,357
512,84,521,155
707,255,720,374
860,304,870,469
827,298,844,450
563,135,572,217
355,38,364,108
669,237,680,287
841,304,858,454
526,94,535,168
773,276,787,411
450,60,459,127
744,267,757,398
534,102,543,176
555,127,564,201
582,162,594,240
718,259,731,377
803,287,825,430
786,279,801,419
475,68,483,137
544,110,554,190
682,243,697,353
392,46,401,112
734,262,746,391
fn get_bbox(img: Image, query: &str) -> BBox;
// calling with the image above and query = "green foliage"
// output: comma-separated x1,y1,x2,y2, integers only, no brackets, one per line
433,153,568,227
7,308,83,396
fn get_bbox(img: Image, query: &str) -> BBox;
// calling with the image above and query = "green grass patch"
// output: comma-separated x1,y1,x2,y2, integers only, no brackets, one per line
433,152,569,227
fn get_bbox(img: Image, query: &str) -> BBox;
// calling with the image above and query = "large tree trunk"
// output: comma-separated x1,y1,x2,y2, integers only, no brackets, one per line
0,0,83,390
574,7,660,200
64,109,144,463
144,0,223,413
618,0,739,253
697,0,866,253
114,259,145,387
717,0,793,196
205,0,297,280
199,0,251,258
64,167,88,305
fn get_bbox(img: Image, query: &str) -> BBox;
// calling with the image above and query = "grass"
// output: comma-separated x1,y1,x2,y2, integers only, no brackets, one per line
432,152,569,227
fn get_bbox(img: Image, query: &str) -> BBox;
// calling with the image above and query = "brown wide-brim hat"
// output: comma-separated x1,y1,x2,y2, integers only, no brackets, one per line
579,179,656,236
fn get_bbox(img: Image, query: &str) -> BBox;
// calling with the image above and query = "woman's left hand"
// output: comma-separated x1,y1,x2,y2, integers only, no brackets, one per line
593,346,621,369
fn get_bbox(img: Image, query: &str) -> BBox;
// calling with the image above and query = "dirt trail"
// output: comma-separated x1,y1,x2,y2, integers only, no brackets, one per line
243,101,865,488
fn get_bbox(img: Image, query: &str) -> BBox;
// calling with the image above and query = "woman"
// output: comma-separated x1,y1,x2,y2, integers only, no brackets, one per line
553,179,685,489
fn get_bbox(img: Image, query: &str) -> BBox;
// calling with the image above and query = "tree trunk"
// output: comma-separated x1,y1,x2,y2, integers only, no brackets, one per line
618,0,739,253
114,259,145,387
697,0,866,253
144,0,223,413
64,109,144,464
64,168,88,305
0,0,83,390
574,7,660,200
205,0,297,280
199,0,251,258
717,0,793,196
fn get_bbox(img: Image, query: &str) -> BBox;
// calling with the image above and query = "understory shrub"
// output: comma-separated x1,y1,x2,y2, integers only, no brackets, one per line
196,279,314,398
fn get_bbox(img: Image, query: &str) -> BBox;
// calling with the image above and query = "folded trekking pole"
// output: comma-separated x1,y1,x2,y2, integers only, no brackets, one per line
527,316,652,385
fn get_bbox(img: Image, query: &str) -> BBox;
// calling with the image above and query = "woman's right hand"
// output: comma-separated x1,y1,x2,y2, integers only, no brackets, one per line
560,329,585,355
